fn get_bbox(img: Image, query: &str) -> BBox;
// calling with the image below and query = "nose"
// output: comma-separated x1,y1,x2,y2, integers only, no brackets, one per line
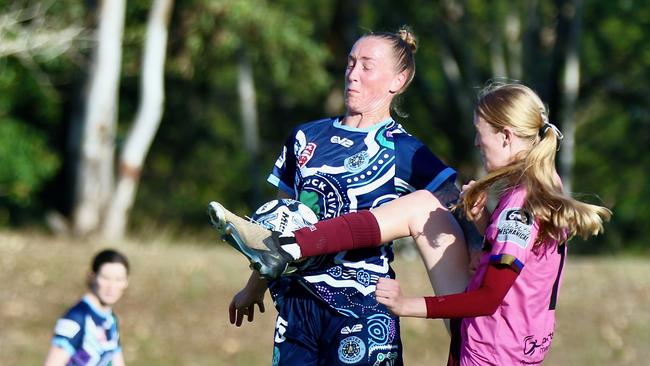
346,63,359,83
474,134,479,147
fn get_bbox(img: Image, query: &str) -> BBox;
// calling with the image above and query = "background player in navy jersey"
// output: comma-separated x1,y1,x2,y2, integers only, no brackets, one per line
211,26,481,366
44,249,129,366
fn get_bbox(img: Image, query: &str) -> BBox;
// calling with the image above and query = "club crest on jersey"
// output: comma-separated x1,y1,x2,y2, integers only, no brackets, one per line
331,135,354,147
344,151,370,173
340,324,363,334
338,336,366,364
298,143,317,167
496,208,534,248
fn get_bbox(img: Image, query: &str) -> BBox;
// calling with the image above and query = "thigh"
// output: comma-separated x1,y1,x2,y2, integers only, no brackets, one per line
321,312,403,366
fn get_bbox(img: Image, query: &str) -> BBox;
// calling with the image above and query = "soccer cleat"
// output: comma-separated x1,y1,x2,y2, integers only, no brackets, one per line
207,201,295,279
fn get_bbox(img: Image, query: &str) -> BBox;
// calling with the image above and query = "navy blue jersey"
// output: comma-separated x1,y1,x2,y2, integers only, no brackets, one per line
267,117,456,318
50,296,121,366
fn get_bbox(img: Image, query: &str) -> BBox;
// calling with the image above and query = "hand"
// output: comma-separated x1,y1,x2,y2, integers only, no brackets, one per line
375,278,427,318
461,180,487,219
461,180,490,235
229,276,267,327
375,278,405,316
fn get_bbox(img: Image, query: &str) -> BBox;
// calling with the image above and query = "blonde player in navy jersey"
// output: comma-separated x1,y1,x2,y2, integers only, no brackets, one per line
44,249,129,366
210,26,482,366
210,83,611,365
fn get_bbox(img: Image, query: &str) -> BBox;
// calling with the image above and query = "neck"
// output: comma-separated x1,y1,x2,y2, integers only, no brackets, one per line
86,292,111,313
342,111,392,129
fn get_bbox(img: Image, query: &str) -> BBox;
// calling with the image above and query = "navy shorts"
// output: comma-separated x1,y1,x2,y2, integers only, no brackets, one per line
271,285,403,366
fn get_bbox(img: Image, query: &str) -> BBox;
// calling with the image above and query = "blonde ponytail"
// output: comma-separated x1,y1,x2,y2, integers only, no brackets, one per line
461,83,611,246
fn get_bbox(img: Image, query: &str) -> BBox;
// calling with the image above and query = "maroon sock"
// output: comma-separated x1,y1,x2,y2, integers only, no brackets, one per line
294,211,381,258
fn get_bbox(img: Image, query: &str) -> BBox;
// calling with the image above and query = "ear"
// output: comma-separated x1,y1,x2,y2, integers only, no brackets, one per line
502,127,514,147
87,272,98,291
389,71,407,94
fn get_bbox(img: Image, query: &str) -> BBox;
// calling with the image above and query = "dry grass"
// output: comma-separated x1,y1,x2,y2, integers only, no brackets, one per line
1,231,649,365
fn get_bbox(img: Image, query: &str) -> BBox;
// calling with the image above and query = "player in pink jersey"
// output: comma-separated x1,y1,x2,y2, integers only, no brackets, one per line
209,82,611,365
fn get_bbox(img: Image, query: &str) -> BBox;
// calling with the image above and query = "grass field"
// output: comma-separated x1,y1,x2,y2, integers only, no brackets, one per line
1,230,649,365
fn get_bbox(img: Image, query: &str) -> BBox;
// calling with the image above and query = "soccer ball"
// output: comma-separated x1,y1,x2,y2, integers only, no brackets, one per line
250,199,318,235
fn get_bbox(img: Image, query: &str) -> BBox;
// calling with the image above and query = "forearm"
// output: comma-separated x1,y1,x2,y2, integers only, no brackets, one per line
424,264,518,319
247,270,269,294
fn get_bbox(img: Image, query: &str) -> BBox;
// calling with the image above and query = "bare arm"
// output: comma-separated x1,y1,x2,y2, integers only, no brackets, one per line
111,351,126,366
44,345,71,366
228,189,290,325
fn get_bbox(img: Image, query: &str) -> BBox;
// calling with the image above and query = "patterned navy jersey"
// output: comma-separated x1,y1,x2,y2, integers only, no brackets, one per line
267,117,456,318
51,296,121,366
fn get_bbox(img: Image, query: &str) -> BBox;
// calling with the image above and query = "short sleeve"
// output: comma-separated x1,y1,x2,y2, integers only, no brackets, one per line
267,128,298,197
485,190,537,273
395,136,456,192
51,308,85,356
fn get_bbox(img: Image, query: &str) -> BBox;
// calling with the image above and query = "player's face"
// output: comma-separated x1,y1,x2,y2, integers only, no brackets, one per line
344,37,404,116
474,114,510,172
92,262,129,307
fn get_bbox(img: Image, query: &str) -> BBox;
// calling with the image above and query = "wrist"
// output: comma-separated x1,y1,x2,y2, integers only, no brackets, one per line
403,297,428,318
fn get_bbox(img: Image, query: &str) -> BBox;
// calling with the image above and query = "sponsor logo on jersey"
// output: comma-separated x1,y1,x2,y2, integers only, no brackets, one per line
338,336,366,364
496,208,534,248
344,151,370,173
331,135,354,147
298,142,317,167
341,324,363,334
523,332,554,357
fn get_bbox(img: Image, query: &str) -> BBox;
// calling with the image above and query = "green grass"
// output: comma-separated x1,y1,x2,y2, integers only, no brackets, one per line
1,231,649,365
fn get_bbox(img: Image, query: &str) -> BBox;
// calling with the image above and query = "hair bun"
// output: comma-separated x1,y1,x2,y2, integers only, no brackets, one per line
398,26,417,53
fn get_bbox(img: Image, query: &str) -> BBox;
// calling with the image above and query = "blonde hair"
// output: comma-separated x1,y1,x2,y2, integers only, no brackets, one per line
461,82,612,246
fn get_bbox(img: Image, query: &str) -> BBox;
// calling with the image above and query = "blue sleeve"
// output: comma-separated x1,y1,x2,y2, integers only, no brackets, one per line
267,128,298,197
51,305,85,355
395,136,457,193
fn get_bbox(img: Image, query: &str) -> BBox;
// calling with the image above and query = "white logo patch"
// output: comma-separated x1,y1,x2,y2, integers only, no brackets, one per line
341,324,363,334
496,208,533,248
331,136,354,148
54,319,81,338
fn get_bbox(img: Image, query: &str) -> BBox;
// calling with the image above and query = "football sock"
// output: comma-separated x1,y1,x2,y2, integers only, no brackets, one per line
293,210,381,258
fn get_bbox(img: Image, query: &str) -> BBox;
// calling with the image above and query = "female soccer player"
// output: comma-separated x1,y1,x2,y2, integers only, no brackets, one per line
211,26,479,366
44,249,130,366
210,82,611,365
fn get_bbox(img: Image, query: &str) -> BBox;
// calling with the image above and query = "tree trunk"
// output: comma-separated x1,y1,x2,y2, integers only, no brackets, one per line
72,0,126,236
103,0,174,240
504,2,522,79
559,0,583,192
237,48,261,207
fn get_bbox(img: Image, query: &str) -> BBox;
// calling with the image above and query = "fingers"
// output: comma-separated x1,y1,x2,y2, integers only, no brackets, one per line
375,278,400,300
229,298,266,327
257,301,265,314
229,300,237,325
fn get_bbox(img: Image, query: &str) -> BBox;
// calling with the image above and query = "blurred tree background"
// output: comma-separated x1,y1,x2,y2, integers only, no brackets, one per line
0,0,647,254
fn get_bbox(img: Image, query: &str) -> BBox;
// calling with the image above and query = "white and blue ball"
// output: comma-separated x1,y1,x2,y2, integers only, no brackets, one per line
250,199,318,235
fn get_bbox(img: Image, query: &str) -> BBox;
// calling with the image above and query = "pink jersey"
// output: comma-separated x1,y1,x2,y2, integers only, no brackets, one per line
460,185,566,365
